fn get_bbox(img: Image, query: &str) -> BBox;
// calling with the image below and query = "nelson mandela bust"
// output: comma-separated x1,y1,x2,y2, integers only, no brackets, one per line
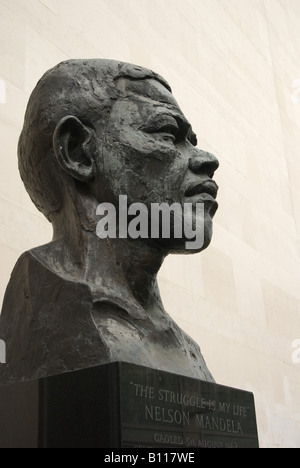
0,60,219,385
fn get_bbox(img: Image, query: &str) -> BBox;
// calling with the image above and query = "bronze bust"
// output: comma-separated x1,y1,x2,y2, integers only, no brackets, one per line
0,60,219,385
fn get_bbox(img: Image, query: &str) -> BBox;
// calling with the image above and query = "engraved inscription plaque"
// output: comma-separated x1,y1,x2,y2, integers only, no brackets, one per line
0,362,259,448
120,364,259,448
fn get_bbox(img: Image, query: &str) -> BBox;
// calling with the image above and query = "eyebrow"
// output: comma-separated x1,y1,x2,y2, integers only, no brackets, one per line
164,111,198,147
124,96,198,146
147,109,198,147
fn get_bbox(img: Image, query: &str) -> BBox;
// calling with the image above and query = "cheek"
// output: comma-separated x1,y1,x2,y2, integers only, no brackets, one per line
103,130,188,203
122,130,188,177
119,170,150,203
141,148,188,204
164,155,188,200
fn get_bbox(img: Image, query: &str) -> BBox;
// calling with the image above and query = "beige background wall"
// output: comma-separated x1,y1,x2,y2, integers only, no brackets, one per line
1,0,300,448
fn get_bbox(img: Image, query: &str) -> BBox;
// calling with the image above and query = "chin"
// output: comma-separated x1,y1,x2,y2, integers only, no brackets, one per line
160,224,213,255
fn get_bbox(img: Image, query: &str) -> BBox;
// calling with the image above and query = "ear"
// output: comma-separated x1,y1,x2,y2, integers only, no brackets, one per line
53,116,96,182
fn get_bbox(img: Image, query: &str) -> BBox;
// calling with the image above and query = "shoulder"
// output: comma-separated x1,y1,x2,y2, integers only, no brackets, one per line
2,251,35,299
7,248,55,281
2,248,92,311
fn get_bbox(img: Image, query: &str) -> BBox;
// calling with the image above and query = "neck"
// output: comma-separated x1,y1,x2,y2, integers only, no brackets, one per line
51,198,166,315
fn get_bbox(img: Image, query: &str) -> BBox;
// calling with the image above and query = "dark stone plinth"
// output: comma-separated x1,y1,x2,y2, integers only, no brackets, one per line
0,363,259,448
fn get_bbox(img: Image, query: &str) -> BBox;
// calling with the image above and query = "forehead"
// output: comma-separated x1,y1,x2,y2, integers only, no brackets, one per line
115,78,187,119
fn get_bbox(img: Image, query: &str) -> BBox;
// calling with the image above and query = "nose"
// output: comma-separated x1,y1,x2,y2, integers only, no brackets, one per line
189,150,219,178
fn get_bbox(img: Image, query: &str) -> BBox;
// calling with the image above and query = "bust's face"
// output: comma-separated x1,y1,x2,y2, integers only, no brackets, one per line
92,78,219,253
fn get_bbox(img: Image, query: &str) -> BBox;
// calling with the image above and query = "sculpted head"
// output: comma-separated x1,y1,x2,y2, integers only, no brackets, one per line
18,59,219,254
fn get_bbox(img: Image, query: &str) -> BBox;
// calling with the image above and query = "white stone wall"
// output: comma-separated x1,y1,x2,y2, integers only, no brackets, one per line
1,0,300,448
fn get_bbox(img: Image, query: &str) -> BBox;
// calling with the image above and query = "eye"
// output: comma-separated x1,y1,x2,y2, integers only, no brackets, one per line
157,124,179,143
140,115,180,144
187,129,198,147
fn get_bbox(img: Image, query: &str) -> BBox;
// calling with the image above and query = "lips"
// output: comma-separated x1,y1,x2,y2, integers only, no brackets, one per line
185,180,219,199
